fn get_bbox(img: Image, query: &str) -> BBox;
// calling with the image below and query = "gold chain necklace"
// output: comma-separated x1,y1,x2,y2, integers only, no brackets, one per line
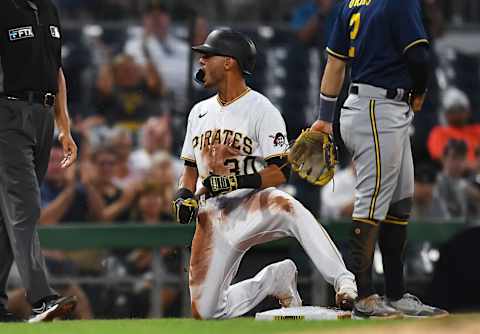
217,87,251,107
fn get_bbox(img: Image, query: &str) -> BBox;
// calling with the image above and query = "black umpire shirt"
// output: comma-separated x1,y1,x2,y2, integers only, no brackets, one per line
0,0,62,94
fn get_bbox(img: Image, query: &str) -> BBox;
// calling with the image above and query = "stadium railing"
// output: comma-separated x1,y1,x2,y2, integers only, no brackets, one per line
37,221,470,317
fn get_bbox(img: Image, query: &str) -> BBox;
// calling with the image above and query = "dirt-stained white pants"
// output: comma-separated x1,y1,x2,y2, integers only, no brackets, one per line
189,187,355,319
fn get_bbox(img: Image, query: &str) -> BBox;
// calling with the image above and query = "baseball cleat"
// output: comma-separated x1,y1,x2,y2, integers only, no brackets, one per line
387,293,449,318
28,295,77,323
352,294,403,319
273,260,302,308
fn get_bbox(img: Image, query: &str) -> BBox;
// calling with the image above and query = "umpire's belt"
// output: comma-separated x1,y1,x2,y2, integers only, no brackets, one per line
0,91,56,108
349,83,410,103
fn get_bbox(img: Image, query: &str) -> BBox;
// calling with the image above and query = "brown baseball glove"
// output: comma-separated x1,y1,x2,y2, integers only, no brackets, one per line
288,129,337,186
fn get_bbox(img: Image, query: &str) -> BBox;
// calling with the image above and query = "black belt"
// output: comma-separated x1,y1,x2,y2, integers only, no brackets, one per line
0,91,56,107
349,85,410,103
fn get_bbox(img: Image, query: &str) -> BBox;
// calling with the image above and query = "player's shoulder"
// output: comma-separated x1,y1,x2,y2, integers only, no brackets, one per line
187,94,218,120
248,90,280,114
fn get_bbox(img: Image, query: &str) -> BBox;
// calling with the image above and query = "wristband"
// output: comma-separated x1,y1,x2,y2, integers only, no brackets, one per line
175,187,194,200
237,173,262,189
318,93,338,122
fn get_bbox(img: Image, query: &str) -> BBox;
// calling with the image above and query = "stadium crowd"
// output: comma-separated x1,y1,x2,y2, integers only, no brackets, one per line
1,0,480,319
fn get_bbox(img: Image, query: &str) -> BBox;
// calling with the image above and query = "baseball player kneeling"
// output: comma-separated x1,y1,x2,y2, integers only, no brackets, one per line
173,28,357,320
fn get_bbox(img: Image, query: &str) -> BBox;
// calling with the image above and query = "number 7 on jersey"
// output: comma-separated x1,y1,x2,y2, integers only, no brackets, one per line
349,13,361,58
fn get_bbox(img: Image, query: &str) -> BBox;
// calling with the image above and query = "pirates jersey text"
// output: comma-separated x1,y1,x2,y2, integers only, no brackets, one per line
181,89,288,179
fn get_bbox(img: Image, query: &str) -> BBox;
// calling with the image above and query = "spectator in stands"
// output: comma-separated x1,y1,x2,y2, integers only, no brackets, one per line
411,165,447,220
470,147,480,192
320,164,355,219
467,147,480,218
90,146,141,223
129,116,183,182
192,17,210,47
434,139,480,220
428,87,480,169
40,141,103,225
106,127,142,189
124,0,189,108
290,0,338,46
146,152,176,215
132,180,174,225
125,182,181,317
59,146,142,298
92,53,166,131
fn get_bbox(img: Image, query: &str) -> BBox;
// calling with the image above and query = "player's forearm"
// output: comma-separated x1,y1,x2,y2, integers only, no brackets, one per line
54,68,72,136
320,55,347,97
317,55,346,122
259,165,287,188
178,166,199,194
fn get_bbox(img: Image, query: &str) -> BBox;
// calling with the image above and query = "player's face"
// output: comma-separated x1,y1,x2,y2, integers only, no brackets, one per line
199,54,226,88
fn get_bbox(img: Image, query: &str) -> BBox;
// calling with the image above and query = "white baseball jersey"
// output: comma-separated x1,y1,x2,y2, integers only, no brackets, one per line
181,89,288,179
180,88,356,320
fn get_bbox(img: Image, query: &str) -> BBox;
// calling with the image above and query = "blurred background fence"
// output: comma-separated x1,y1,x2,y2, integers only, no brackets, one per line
27,220,474,318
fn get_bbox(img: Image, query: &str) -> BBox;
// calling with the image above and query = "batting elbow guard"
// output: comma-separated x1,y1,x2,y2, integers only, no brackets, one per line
173,188,198,224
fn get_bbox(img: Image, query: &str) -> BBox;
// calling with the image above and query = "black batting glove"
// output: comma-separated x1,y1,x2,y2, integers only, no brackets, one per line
172,188,198,224
203,174,239,197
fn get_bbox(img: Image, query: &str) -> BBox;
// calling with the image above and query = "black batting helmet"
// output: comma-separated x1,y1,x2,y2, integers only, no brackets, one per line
192,28,257,76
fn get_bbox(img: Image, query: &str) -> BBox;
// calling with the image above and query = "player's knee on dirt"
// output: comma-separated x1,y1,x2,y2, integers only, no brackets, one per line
192,301,220,320
386,197,413,222
191,300,222,320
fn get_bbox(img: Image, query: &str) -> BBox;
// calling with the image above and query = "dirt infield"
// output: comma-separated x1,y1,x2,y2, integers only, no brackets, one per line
301,315,480,334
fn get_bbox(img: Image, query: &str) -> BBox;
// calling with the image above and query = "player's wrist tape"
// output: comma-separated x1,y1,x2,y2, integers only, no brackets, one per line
175,187,194,200
210,175,238,193
237,173,262,189
317,93,337,122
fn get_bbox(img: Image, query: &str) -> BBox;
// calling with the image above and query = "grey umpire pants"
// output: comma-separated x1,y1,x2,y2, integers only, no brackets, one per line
0,97,56,306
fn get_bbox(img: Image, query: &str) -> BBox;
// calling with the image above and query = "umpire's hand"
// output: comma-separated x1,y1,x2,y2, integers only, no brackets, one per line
58,132,78,168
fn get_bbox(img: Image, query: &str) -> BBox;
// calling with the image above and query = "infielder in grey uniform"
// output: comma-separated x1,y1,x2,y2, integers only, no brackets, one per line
308,0,448,319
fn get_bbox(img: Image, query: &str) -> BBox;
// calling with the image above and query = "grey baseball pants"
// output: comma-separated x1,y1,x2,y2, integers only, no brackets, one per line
0,97,56,306
340,84,415,223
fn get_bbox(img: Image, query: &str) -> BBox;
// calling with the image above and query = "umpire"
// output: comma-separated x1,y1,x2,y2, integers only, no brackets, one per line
0,0,77,322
